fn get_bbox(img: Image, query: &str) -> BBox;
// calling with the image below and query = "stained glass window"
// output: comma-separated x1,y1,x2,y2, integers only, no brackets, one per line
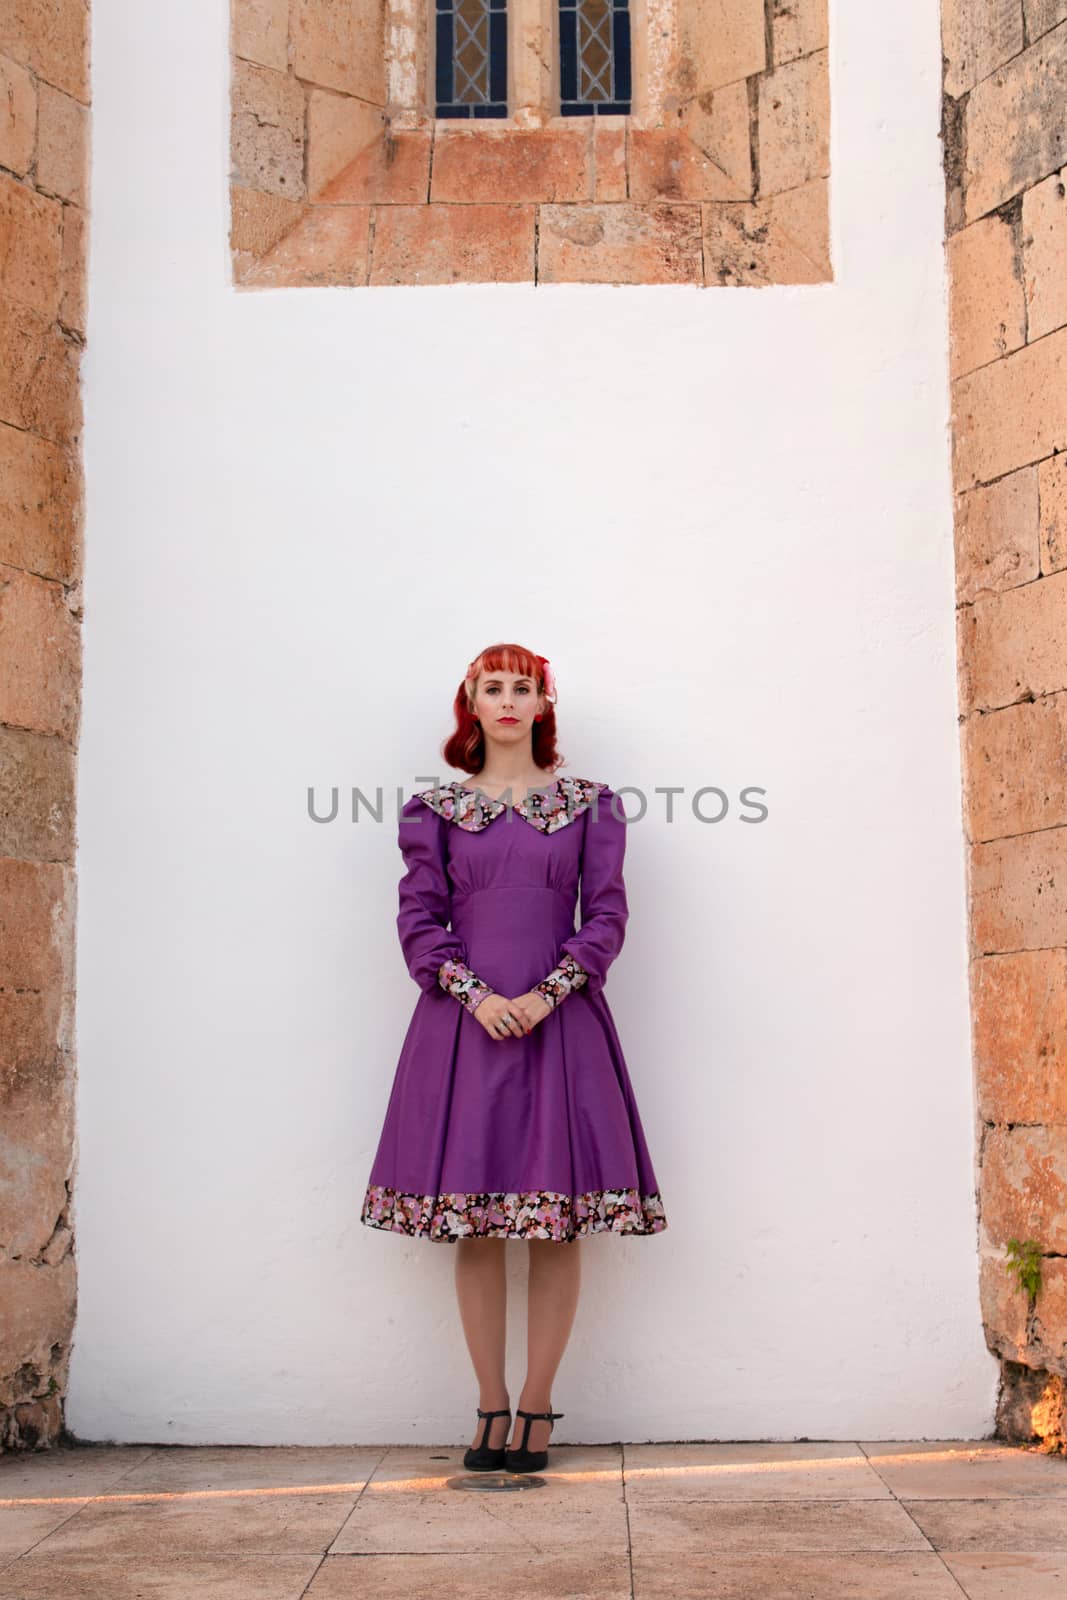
435,0,508,118
559,0,631,116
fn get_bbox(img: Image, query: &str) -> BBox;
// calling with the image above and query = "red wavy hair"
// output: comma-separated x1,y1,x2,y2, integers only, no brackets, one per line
442,642,563,778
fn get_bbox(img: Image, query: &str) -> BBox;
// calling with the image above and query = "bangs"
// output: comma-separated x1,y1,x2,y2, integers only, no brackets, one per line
474,643,541,684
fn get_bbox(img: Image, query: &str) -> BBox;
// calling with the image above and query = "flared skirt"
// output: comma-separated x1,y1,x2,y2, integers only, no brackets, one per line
360,982,667,1244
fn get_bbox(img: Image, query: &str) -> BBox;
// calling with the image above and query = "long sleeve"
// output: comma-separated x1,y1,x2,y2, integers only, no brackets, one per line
396,795,495,1014
549,784,629,1000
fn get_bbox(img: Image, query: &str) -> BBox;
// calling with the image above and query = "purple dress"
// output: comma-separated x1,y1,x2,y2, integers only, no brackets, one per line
360,775,668,1244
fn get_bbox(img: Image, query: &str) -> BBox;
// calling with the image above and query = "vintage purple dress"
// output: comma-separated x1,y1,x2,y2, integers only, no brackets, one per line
359,775,667,1243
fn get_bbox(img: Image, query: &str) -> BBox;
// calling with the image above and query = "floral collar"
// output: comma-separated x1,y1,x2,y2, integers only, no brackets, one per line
416,775,603,834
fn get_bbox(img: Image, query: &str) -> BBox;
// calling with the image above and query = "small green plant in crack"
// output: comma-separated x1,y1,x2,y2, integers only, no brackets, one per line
1004,1238,1043,1299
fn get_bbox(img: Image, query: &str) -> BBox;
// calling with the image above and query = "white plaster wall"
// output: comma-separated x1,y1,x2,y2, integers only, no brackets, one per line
70,0,996,1443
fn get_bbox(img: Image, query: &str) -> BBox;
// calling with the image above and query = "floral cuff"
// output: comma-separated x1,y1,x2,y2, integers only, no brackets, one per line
534,952,589,1008
438,958,495,1015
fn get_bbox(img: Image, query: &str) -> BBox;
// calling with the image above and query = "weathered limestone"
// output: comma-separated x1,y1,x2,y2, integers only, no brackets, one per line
229,0,832,286
946,210,1027,379
245,203,373,285
230,58,306,200
0,54,36,176
942,0,1025,98
676,0,765,98
35,83,88,206
947,0,1067,1454
629,83,753,202
702,178,831,286
961,20,1067,224
1021,167,1067,341
771,0,827,67
0,425,82,582
290,0,386,103
971,826,1067,953
430,127,591,204
538,201,703,283
0,0,86,1459
757,49,830,197
952,326,1067,489
954,466,1040,603
972,950,1067,1121
957,566,1067,711
370,203,536,283
0,1,90,102
232,0,289,70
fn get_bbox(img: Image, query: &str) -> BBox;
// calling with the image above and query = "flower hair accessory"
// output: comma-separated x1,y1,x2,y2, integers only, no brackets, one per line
541,658,557,704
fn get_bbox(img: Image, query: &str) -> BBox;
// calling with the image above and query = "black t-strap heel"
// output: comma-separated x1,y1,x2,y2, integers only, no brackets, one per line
504,1408,564,1474
462,1406,512,1472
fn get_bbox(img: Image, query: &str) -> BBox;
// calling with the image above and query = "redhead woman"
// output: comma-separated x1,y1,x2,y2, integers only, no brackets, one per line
360,643,667,1474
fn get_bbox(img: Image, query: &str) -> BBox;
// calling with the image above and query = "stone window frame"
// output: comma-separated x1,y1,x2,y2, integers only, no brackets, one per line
230,0,832,288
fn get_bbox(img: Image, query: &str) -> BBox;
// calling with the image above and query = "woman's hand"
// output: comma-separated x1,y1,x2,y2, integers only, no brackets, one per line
512,991,552,1028
473,992,551,1039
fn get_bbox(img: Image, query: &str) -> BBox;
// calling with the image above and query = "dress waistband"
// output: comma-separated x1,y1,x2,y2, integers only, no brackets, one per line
451,885,572,902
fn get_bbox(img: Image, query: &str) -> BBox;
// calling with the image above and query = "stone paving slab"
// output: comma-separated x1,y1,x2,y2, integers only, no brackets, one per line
625,1496,930,1551
859,1440,1067,1499
628,1550,976,1597
905,1497,1067,1549
622,1440,890,1501
0,1440,1062,1599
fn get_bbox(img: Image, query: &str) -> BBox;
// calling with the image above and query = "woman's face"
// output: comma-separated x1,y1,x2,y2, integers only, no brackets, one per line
471,669,544,751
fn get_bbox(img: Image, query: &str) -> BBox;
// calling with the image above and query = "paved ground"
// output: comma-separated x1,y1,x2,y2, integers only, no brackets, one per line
0,1437,1064,1596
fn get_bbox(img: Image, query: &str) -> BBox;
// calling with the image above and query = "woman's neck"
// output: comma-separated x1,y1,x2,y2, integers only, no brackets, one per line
461,762,554,799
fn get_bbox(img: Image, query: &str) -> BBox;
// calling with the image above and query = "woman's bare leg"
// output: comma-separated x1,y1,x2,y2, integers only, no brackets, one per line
454,1238,510,1449
508,1238,582,1452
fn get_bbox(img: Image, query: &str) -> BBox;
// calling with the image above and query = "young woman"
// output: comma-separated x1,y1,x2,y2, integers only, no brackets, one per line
360,642,667,1474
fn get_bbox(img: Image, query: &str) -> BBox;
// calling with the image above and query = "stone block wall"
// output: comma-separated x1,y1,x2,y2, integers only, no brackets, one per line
230,0,831,286
0,0,88,1452
943,1,1067,1449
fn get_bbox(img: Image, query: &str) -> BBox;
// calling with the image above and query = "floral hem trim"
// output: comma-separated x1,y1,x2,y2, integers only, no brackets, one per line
437,958,494,1015
534,953,589,1007
360,1185,667,1242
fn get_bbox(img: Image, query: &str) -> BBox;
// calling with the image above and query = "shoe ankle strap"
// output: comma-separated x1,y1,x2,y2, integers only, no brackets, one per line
516,1408,564,1420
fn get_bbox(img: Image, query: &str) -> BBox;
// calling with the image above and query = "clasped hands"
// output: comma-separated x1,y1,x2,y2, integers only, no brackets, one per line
473,990,552,1040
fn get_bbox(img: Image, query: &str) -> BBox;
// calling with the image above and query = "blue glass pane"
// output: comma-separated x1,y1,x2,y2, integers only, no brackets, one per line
489,8,506,101
614,6,631,101
560,10,577,102
559,0,632,115
436,0,508,117
435,13,453,105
